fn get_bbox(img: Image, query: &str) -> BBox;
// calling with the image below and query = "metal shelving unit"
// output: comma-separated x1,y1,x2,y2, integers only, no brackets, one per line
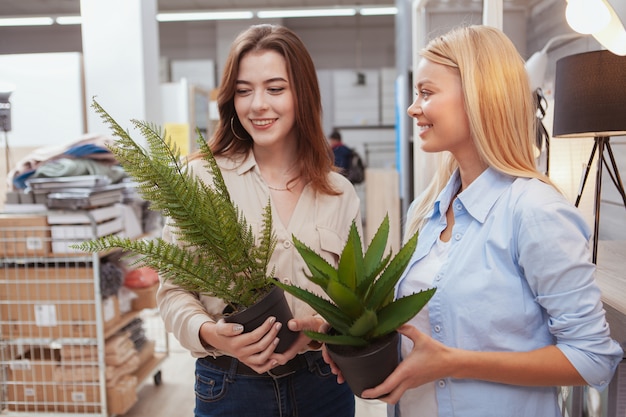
0,211,168,416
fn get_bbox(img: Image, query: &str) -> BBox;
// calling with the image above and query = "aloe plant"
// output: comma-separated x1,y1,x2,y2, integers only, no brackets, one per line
274,214,436,347
73,100,276,311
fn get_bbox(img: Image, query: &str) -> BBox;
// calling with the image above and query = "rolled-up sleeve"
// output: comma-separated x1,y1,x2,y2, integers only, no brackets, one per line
517,197,623,390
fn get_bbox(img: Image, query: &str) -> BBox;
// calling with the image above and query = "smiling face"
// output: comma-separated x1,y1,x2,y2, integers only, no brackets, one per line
234,49,297,151
407,58,473,158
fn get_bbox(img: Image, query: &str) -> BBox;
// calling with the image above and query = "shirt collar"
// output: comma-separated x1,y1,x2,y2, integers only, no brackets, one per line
434,167,514,224
215,151,256,176
238,151,256,175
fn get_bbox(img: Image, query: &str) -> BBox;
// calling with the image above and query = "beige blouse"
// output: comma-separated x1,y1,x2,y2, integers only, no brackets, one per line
156,151,362,358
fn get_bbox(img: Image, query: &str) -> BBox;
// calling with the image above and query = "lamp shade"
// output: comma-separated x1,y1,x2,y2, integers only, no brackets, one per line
553,50,626,138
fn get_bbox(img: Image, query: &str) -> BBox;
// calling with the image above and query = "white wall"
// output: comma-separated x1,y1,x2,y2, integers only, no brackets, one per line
0,52,85,147
81,0,161,137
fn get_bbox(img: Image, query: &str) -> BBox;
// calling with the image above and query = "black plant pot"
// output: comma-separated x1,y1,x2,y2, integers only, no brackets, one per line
223,285,299,353
326,330,400,398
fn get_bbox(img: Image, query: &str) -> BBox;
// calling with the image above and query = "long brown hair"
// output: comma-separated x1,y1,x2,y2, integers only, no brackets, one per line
208,24,338,195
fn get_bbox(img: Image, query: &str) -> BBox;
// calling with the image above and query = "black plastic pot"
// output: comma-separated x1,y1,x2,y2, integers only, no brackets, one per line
326,330,400,397
223,285,299,353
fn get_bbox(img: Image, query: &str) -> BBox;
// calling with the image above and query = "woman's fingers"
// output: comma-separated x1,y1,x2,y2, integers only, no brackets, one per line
214,319,245,336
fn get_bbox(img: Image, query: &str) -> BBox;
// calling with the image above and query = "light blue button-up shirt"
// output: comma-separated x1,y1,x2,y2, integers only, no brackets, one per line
396,168,623,417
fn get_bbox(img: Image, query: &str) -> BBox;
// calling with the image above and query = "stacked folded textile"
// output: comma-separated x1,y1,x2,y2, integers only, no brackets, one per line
55,331,140,387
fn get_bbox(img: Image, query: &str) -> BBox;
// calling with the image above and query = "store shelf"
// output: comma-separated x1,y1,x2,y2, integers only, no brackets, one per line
135,352,167,384
0,212,168,416
104,311,142,340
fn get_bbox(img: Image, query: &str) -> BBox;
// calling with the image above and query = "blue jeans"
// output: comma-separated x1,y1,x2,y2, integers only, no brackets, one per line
194,353,355,417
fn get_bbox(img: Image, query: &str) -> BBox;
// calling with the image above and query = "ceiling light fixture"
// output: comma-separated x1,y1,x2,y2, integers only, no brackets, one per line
0,17,54,27
157,11,254,22
589,0,626,56
0,5,397,27
565,0,610,34
56,16,82,25
565,0,626,55
359,7,398,16
257,8,357,19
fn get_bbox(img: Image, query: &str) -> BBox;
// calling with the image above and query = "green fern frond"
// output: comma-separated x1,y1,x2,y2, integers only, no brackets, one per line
74,99,277,309
74,235,267,307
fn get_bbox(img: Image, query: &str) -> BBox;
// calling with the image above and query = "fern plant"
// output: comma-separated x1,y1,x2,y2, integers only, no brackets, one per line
74,100,277,311
274,214,435,347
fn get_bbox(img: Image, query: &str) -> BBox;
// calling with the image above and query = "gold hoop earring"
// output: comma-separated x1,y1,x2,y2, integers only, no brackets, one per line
230,117,248,141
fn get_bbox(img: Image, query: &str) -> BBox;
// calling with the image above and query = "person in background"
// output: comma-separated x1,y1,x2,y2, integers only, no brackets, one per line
358,25,623,416
329,129,352,176
157,24,360,417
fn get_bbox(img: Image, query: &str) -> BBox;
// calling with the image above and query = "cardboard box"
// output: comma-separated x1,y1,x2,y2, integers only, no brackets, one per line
6,347,62,412
6,384,59,412
0,266,117,339
55,382,101,413
8,377,101,413
130,283,159,310
106,375,138,415
15,346,102,412
0,214,51,257
137,339,156,367
7,347,61,383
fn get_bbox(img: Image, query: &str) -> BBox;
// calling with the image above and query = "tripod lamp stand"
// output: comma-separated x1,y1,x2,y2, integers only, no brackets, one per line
552,50,626,264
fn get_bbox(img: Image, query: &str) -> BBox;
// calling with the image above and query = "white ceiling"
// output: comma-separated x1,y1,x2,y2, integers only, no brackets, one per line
1,0,542,17
2,0,393,16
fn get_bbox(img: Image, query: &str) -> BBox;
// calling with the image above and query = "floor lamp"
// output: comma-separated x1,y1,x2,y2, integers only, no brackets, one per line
552,50,626,264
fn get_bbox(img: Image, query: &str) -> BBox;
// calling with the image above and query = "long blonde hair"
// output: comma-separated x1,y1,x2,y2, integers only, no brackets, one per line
405,25,554,238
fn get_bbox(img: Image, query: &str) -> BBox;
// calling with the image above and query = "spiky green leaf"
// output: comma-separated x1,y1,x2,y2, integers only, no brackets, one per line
326,280,363,319
370,287,436,339
293,236,337,285
365,230,419,310
337,221,362,291
363,214,389,279
284,213,435,346
273,279,352,334
303,330,368,347
348,309,377,337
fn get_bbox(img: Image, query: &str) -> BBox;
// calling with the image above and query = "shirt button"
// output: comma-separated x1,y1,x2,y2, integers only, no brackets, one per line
283,240,292,248
434,325,441,333
454,233,462,241
455,203,462,210
438,380,446,388
435,274,442,281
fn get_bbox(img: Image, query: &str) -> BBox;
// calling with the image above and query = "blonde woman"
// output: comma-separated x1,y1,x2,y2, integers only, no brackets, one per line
359,25,622,416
